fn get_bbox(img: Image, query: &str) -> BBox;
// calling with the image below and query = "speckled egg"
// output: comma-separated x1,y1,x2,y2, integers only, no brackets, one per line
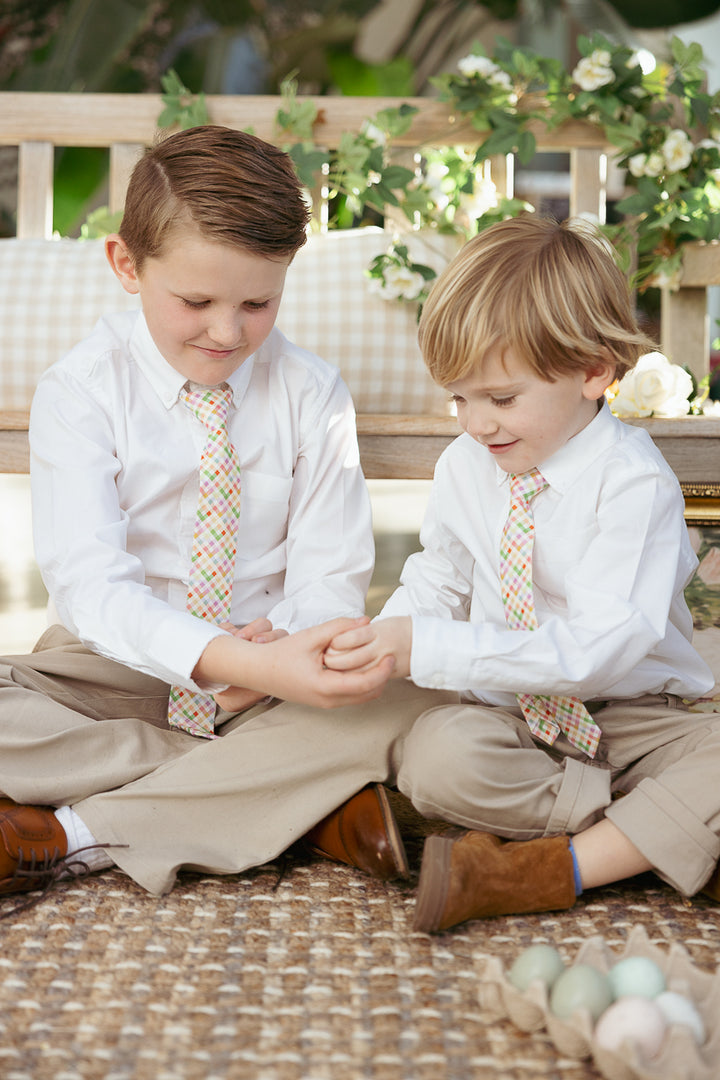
594,996,667,1058
549,963,614,1022
508,944,566,992
608,956,666,1000
655,991,706,1045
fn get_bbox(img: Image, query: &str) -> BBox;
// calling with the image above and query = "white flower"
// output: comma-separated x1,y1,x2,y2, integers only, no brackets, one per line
644,152,665,177
370,263,425,302
459,177,498,219
628,153,647,178
487,68,515,97
421,161,450,211
627,152,664,178
611,352,694,418
457,54,496,78
701,398,720,417
662,129,693,173
363,121,386,147
572,49,614,92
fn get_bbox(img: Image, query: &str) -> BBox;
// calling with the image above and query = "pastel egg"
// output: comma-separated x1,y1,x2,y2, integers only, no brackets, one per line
655,991,706,1045
549,963,614,1022
509,944,566,991
594,996,667,1058
608,956,666,1000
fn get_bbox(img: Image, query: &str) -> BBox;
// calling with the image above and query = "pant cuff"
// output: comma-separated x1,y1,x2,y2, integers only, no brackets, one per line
546,756,611,836
606,777,720,895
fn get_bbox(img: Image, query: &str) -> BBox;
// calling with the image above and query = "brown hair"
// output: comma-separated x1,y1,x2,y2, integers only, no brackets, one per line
418,215,656,385
119,125,310,272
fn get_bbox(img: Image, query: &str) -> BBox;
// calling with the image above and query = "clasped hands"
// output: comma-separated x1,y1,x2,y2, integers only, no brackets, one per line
209,614,412,713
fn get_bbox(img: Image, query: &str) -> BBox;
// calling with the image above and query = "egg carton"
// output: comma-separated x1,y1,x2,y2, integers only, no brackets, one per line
477,924,720,1080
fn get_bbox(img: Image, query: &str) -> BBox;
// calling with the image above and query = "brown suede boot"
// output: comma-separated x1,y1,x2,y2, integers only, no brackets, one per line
413,830,577,932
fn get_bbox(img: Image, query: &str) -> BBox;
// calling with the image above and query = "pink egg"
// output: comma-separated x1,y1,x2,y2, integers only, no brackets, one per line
595,996,667,1058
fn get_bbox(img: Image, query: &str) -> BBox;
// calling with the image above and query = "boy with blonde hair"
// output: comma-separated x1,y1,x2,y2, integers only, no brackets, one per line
326,215,720,931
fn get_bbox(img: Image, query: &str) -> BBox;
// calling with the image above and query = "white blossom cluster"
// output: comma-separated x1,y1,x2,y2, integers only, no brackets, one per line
456,54,518,104
572,49,615,92
628,130,694,178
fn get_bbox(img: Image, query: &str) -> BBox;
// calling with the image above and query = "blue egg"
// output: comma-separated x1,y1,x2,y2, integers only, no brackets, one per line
608,956,666,1000
508,944,566,991
549,963,614,1021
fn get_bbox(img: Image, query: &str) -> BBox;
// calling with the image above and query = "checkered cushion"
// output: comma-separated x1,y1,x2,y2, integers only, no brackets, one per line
0,229,457,415
0,237,140,410
279,229,458,415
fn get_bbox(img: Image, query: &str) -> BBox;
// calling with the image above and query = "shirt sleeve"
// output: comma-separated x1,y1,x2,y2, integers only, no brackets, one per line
264,371,374,632
30,369,226,690
403,456,709,701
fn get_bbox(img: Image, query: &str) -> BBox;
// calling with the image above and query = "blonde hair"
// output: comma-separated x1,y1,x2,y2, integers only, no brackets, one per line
119,125,310,273
418,215,656,385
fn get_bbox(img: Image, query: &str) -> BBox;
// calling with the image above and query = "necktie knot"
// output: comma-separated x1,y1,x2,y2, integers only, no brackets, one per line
182,386,233,431
509,468,547,506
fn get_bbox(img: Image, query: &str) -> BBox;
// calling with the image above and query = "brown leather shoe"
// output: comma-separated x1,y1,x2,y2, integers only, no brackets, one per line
0,802,69,896
414,830,576,932
303,784,409,880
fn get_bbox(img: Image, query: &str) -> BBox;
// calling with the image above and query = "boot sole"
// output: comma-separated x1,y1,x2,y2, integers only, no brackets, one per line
374,784,410,880
413,834,454,932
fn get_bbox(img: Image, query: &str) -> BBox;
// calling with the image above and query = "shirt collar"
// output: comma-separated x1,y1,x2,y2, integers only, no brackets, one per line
129,311,256,410
495,399,621,492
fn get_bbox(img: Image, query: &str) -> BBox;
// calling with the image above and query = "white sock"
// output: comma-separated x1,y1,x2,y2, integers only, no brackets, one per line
53,806,115,872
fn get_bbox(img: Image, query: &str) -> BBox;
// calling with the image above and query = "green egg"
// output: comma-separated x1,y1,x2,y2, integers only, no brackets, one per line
549,963,614,1022
508,944,566,991
608,956,666,1000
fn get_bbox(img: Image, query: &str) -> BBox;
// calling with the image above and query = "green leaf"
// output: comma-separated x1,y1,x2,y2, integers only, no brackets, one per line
381,165,415,189
516,129,536,166
158,68,209,129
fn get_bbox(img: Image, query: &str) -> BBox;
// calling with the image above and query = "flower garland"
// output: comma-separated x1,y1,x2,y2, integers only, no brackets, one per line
86,49,720,419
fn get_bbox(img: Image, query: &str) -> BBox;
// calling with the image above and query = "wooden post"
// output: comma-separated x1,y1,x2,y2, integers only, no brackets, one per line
17,141,54,238
109,143,144,214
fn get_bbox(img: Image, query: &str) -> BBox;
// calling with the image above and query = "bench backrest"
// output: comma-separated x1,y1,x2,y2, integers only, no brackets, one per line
0,91,718,503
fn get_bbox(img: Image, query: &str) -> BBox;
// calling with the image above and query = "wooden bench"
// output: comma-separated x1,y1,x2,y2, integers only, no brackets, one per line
0,90,718,522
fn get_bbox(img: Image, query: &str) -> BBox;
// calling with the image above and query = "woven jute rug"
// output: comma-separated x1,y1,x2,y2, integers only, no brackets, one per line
0,807,718,1080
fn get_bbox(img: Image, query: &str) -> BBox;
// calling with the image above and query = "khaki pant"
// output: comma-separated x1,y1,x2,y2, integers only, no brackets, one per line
0,626,457,894
396,696,720,897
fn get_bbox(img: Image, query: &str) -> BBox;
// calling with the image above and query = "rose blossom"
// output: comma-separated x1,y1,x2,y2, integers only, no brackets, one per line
369,263,425,301
611,352,694,418
662,130,693,173
573,49,614,91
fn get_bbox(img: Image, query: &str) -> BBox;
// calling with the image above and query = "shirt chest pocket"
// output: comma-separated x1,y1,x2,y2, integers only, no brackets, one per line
534,521,599,597
237,470,294,558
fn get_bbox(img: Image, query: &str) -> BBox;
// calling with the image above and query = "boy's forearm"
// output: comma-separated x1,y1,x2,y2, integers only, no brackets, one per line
193,633,266,694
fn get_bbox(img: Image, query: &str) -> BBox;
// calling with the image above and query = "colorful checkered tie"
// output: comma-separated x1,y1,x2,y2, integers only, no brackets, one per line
499,468,601,758
167,385,242,738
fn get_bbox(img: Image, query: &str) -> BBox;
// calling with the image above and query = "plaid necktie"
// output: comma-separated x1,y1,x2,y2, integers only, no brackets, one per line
167,385,242,738
499,468,601,758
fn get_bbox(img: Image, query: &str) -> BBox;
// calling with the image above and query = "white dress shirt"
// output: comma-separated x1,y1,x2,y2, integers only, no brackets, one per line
380,402,714,703
30,311,373,690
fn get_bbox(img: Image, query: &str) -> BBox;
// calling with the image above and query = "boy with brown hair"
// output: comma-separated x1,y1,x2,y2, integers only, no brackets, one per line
0,124,443,903
326,215,720,931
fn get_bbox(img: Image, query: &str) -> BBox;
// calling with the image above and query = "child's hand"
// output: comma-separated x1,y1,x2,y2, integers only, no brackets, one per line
221,617,288,645
213,618,288,711
324,616,412,679
248,617,397,708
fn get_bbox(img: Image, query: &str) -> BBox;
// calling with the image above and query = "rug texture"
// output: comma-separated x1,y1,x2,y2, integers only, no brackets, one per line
0,803,718,1080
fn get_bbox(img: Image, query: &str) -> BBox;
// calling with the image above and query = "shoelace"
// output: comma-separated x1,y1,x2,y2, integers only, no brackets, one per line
0,842,127,920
